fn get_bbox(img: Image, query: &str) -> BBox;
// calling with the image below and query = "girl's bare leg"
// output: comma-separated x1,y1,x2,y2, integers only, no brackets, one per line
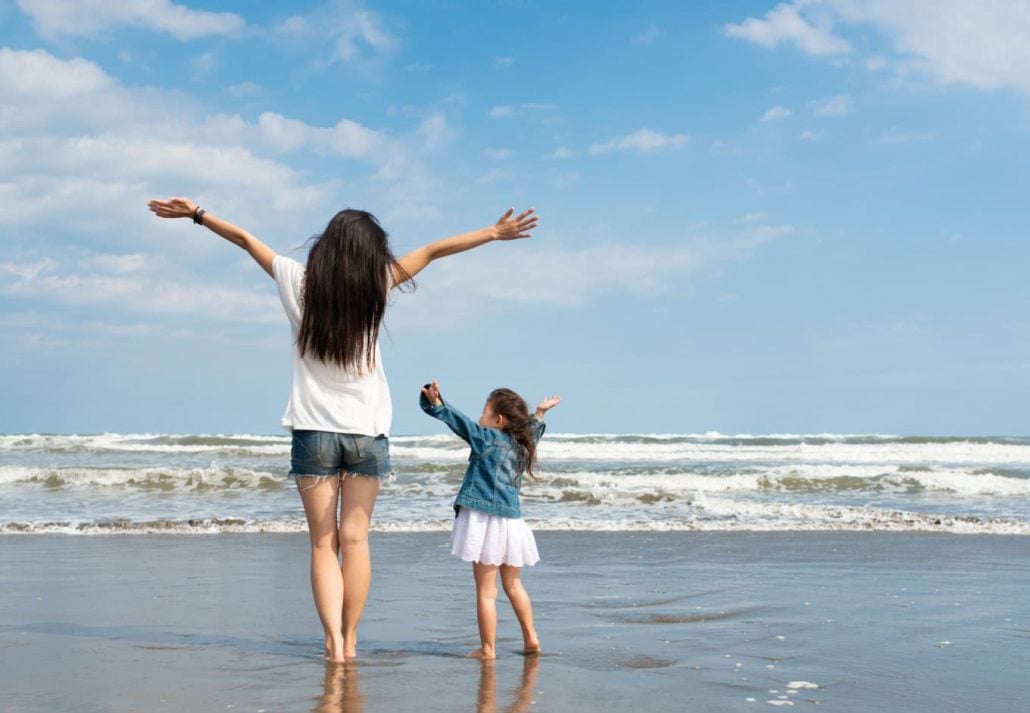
339,474,380,658
500,565,540,653
297,476,345,662
471,562,500,659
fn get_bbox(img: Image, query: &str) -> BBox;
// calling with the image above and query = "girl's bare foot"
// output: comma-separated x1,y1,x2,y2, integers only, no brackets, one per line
520,633,540,655
467,647,496,660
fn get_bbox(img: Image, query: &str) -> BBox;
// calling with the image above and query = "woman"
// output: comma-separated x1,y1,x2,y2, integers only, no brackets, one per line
147,197,538,661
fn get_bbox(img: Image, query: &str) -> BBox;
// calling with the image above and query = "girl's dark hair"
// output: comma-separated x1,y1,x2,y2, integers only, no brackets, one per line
297,209,411,371
488,388,539,480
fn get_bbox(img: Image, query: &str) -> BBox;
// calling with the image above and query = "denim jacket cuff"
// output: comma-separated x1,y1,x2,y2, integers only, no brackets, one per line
419,392,447,414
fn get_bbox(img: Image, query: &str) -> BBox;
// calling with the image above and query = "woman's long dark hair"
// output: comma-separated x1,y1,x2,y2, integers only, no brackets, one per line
488,388,539,480
297,209,410,372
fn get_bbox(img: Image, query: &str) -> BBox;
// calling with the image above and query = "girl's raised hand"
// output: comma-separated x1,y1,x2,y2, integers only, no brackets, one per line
536,395,561,413
148,196,198,219
421,380,443,406
492,207,538,241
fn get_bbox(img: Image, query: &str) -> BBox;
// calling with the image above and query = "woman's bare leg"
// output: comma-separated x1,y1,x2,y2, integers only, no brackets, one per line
296,476,345,662
500,565,540,653
338,474,380,658
470,562,499,659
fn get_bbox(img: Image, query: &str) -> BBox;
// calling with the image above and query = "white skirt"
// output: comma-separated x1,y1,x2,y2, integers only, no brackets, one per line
450,507,540,567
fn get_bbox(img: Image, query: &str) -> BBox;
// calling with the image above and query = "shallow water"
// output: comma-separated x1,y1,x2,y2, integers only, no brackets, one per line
1,532,1027,712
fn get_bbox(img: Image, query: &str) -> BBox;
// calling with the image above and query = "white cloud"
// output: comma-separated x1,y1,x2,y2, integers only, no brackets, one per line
253,112,385,158
475,169,512,185
738,212,768,223
80,253,155,274
812,93,852,116
553,146,572,159
0,259,57,280
710,140,744,156
866,54,888,70
484,148,513,160
278,4,398,66
415,112,450,153
634,25,660,44
331,9,398,62
16,0,245,40
760,106,793,122
0,48,444,250
191,50,217,78
0,48,113,96
488,103,558,119
389,220,793,327
799,129,820,140
0,256,280,323
728,0,1030,95
493,56,515,67
225,81,262,99
724,1,852,56
589,129,688,154
831,0,1030,93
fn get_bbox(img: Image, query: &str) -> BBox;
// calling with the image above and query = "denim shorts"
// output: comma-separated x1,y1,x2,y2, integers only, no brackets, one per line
289,430,391,479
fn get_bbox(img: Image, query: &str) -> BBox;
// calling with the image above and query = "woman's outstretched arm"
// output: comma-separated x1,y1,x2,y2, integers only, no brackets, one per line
391,207,538,288
147,197,277,278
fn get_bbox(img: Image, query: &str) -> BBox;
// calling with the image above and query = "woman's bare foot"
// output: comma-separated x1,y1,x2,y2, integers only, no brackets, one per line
467,646,496,660
325,635,346,663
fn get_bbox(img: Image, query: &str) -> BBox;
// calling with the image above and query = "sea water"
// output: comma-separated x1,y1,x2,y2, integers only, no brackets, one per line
1,432,1029,534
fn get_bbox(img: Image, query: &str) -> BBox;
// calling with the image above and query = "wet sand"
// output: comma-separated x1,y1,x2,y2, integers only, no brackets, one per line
1,532,1028,712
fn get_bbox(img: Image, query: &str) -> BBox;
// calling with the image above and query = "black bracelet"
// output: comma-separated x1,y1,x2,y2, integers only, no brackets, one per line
193,208,206,225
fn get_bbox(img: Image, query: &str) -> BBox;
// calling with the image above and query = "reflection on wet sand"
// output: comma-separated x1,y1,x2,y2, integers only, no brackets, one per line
477,655,540,713
312,655,538,712
314,661,364,713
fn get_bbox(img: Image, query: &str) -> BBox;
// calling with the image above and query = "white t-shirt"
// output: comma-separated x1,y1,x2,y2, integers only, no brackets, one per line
272,255,392,436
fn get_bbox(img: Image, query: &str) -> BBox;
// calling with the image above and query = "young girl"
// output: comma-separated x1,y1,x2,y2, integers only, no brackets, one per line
147,197,538,662
419,380,561,659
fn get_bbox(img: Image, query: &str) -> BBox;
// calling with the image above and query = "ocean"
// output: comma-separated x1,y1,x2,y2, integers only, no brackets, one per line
3,432,1029,535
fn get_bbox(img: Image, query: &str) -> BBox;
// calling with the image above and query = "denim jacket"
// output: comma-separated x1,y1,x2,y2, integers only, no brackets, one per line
420,393,546,519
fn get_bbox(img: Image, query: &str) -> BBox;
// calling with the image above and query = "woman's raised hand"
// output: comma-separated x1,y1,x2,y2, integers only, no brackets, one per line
147,196,198,219
492,207,538,241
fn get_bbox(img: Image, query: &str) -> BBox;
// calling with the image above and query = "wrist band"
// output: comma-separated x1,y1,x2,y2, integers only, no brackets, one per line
192,208,206,225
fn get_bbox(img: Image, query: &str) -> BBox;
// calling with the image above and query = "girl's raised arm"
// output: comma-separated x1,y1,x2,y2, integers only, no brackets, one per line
391,207,537,288
148,197,277,278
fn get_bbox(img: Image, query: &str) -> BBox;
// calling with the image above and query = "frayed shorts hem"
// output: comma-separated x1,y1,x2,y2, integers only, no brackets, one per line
287,470,386,480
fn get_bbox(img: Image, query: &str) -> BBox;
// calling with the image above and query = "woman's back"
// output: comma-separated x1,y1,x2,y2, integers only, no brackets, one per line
274,254,392,437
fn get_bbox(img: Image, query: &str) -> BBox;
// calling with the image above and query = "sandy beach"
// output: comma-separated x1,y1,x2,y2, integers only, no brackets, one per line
1,531,1027,712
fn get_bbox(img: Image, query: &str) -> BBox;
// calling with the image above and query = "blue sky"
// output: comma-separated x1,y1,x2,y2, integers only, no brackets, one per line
1,0,1028,436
